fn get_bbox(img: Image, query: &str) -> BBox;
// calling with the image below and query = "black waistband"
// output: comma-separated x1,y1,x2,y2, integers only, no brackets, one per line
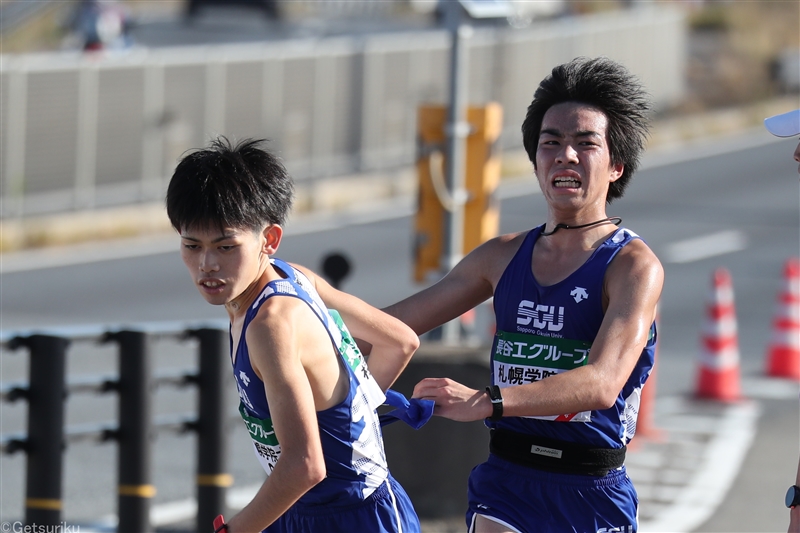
489,428,626,477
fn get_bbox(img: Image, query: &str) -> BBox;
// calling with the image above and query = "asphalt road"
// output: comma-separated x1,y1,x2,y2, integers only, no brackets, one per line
1,130,799,530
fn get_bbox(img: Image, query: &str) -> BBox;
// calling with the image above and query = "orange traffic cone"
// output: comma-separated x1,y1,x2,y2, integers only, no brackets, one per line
765,257,800,380
636,320,663,442
696,267,741,402
628,311,663,451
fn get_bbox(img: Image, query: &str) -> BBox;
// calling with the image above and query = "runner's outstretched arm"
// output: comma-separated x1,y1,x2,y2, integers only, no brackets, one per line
295,264,419,392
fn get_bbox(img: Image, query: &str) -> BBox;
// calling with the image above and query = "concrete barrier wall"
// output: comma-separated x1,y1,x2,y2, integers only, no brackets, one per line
0,6,686,217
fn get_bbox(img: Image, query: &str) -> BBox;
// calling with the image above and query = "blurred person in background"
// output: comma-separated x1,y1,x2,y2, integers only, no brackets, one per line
68,0,131,51
384,57,663,533
166,137,422,532
764,108,800,533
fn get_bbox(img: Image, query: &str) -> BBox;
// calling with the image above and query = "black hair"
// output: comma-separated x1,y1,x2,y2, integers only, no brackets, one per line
521,57,652,202
166,137,294,233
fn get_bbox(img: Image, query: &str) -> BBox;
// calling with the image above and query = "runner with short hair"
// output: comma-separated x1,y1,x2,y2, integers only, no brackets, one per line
167,137,422,533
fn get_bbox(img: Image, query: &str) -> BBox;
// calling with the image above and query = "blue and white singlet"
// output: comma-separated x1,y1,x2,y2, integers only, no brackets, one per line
489,225,657,449
231,258,391,506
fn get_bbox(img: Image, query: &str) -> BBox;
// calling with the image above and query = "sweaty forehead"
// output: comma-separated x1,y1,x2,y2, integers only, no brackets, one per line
540,102,609,137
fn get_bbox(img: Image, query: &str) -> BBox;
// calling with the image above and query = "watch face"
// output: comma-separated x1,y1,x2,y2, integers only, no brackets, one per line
787,486,799,508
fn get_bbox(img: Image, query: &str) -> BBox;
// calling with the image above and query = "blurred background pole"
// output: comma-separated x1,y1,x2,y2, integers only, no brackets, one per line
441,0,471,346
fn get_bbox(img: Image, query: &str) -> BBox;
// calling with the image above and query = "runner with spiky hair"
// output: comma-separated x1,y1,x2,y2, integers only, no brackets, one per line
385,57,664,533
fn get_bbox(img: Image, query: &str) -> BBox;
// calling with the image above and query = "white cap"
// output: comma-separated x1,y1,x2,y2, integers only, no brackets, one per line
764,109,800,138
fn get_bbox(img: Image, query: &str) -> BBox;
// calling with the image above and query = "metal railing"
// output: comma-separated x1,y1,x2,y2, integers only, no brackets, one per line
0,322,230,532
0,322,503,529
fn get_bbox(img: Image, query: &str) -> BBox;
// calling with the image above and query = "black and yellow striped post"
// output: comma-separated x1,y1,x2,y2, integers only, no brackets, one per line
187,328,232,532
104,330,154,533
9,334,70,526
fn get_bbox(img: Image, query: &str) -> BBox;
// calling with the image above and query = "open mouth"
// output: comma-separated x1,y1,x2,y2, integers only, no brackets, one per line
200,279,225,291
553,177,581,188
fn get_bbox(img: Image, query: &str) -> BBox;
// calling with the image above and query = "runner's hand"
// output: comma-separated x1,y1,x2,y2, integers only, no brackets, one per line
412,377,491,422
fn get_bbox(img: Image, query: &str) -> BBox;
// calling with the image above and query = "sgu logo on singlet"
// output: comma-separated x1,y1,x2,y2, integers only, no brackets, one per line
597,526,634,533
516,300,564,332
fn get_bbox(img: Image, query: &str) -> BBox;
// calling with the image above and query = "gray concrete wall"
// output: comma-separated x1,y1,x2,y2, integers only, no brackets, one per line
0,5,686,218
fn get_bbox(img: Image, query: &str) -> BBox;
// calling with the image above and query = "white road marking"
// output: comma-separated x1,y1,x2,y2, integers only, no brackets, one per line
75,395,764,533
661,230,748,264
742,376,800,400
639,399,760,533
81,483,261,532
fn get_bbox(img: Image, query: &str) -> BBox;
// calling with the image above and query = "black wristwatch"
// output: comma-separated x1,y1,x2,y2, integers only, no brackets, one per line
786,485,800,509
485,385,503,422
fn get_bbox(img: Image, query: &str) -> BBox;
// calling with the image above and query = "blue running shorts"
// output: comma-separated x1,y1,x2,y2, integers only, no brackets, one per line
265,475,420,533
467,454,638,533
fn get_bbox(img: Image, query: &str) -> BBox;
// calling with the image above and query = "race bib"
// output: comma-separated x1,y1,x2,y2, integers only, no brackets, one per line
492,330,592,422
328,309,385,411
239,402,281,474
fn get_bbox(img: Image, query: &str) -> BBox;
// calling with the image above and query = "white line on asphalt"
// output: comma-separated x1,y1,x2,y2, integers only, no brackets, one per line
661,230,748,264
74,394,763,531
639,398,760,533
81,483,261,532
743,376,800,400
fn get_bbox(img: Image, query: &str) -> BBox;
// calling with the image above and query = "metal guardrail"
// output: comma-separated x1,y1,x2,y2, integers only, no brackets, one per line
0,322,231,532
1,368,198,405
0,6,686,217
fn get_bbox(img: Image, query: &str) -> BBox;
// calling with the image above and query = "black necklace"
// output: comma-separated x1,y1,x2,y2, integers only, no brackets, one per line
540,216,622,236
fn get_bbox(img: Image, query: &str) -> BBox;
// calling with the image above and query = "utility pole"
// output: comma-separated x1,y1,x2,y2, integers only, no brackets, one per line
437,0,513,345
440,0,472,345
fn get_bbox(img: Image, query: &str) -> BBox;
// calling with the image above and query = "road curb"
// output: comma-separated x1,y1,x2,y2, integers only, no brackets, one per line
1,96,796,254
